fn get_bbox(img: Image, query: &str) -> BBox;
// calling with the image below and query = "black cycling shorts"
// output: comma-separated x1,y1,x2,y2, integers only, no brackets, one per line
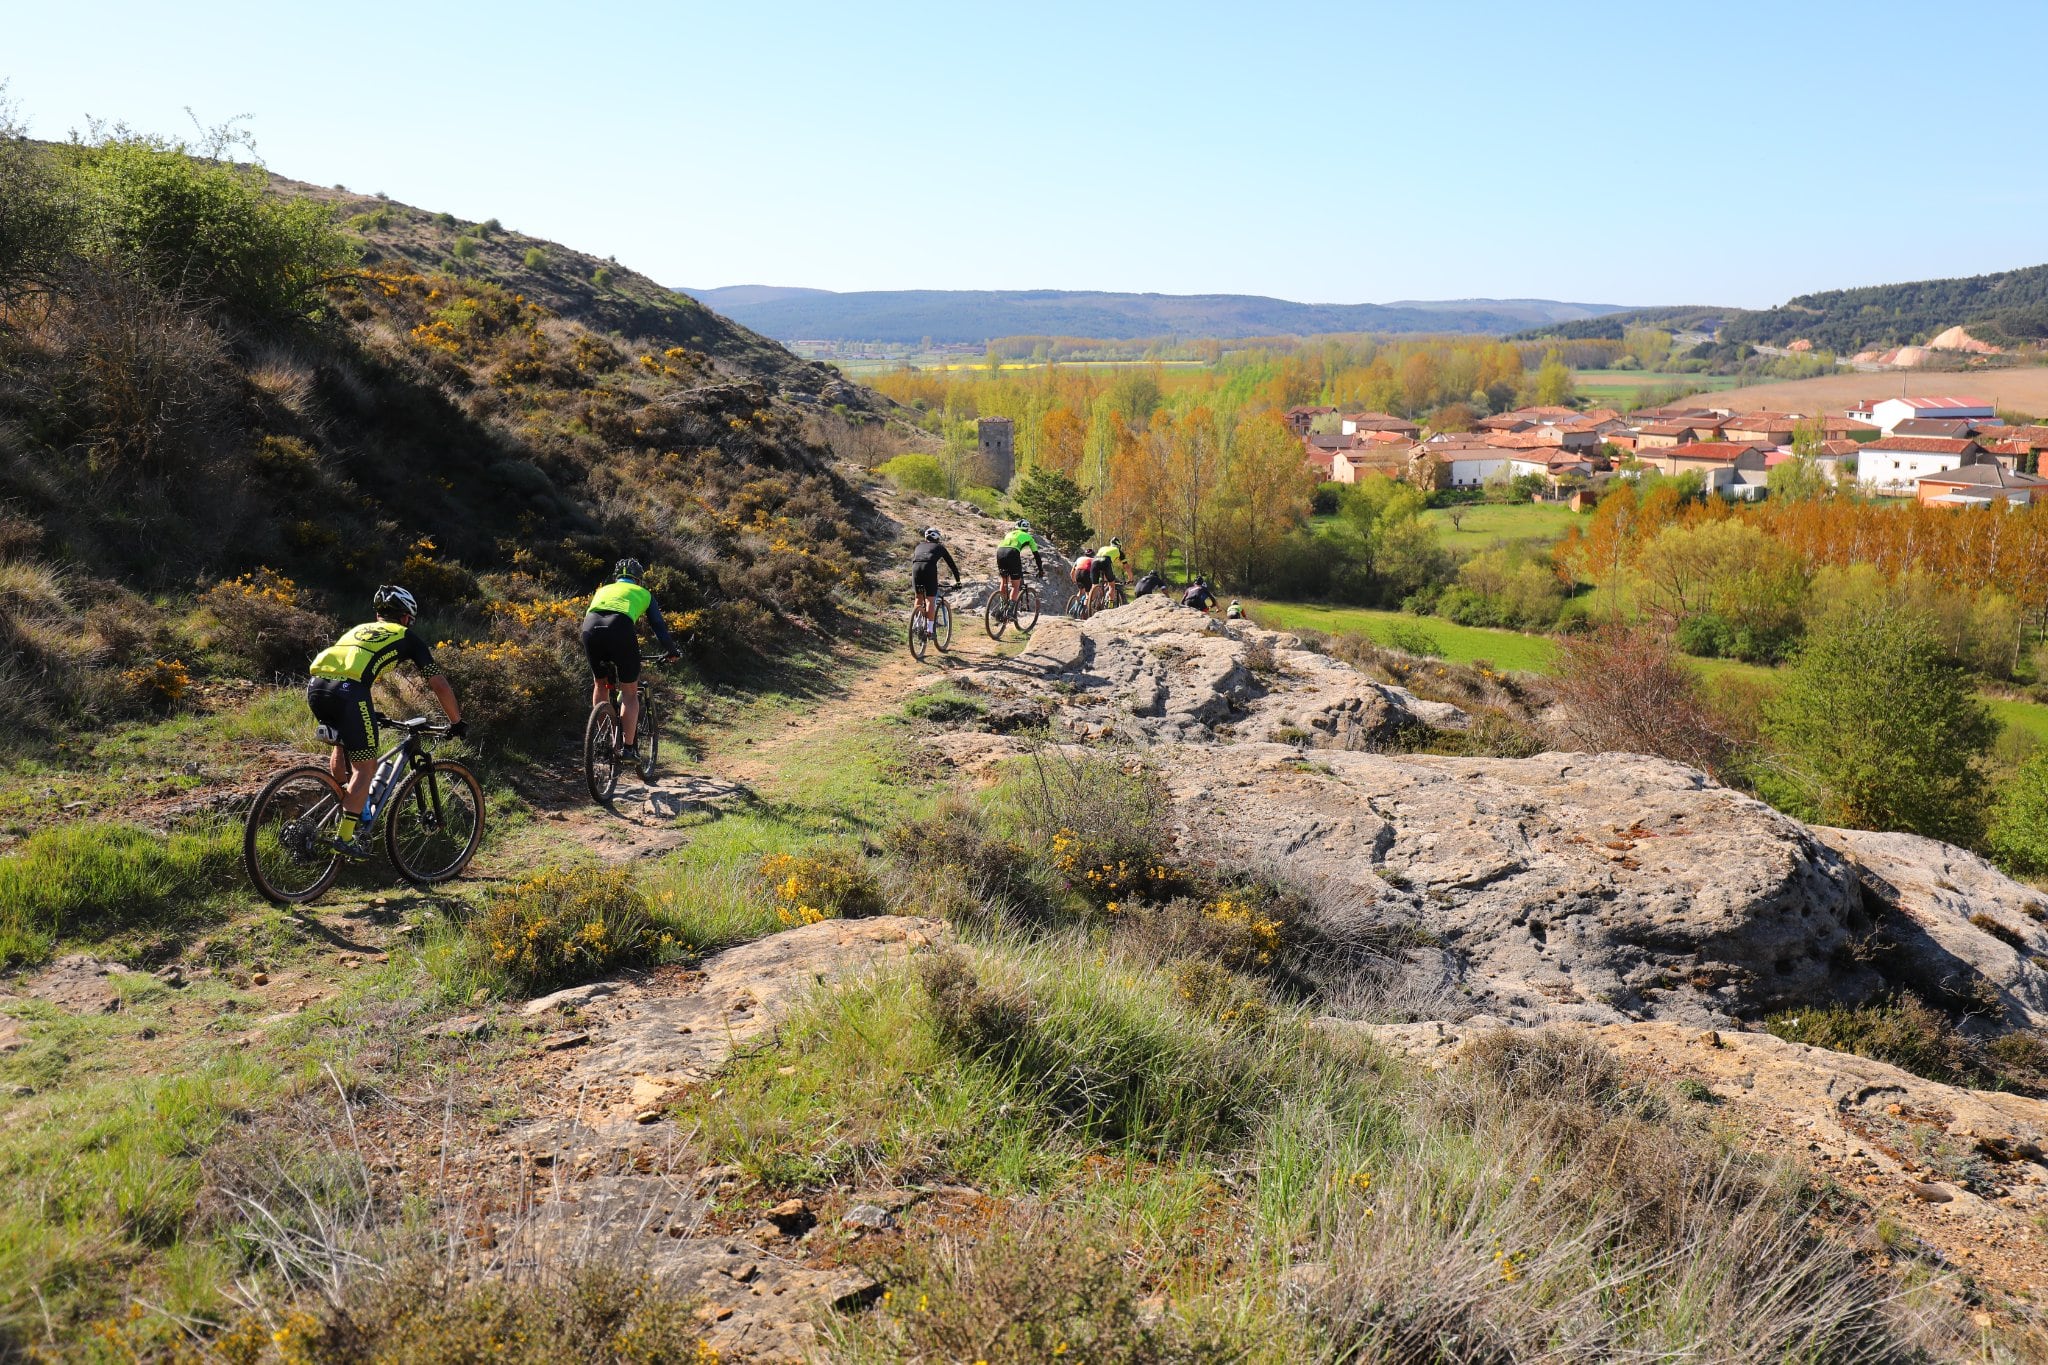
307,678,377,763
995,546,1023,579
911,565,940,597
582,610,642,685
1091,559,1120,586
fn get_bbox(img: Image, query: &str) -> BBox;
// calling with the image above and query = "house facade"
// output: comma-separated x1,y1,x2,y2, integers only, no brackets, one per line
1855,437,1986,495
1865,395,1996,435
1916,464,2048,507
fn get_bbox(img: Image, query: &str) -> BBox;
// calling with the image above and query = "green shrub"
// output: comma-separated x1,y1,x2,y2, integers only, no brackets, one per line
1766,996,1983,1087
1385,621,1442,658
903,688,984,724
759,847,886,925
72,134,348,322
0,820,241,966
475,866,656,994
522,246,546,269
1990,751,2048,879
196,568,335,678
480,217,502,235
877,453,947,496
1675,612,1734,658
449,236,478,260
591,265,613,287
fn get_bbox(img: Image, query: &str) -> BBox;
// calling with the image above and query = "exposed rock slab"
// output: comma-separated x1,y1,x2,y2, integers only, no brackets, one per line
1170,742,1878,1026
954,594,1462,748
1812,827,2048,1031
562,915,949,1105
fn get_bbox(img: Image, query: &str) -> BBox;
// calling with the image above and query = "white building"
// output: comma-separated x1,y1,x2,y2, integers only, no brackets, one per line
1863,395,1996,436
1855,437,1985,495
1446,455,1550,488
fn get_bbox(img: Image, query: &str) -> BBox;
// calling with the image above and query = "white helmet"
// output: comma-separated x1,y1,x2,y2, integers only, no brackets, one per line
923,527,943,542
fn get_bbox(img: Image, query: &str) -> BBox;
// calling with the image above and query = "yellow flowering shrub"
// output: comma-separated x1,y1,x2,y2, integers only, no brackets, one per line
479,866,657,993
431,635,583,737
120,657,191,713
197,567,335,677
760,848,885,926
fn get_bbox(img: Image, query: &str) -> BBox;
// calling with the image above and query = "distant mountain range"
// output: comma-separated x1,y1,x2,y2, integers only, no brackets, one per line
675,287,1634,343
1513,263,2048,352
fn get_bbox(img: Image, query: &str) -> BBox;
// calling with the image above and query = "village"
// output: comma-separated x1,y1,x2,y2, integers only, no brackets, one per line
1293,392,2048,508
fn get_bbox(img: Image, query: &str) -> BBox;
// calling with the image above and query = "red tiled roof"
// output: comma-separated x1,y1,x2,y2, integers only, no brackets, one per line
1660,442,1759,463
1638,423,1700,437
1862,437,1979,454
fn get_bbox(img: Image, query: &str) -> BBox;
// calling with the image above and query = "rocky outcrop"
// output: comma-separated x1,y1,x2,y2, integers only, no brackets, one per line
1812,828,2048,1031
1172,742,1878,1026
952,594,1463,747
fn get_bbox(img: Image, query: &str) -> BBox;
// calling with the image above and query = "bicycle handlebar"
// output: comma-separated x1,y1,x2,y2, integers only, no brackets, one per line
374,712,452,736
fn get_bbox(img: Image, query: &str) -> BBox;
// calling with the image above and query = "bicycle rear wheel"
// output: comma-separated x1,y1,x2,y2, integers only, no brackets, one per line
584,703,622,804
244,765,345,905
1016,585,1041,633
386,760,485,885
1066,592,1089,620
934,599,952,652
984,590,1008,641
908,605,929,661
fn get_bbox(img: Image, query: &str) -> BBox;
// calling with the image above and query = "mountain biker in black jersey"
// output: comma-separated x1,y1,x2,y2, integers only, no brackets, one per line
995,519,1044,608
911,528,960,637
305,585,465,852
1182,576,1217,612
582,558,681,765
1086,537,1127,614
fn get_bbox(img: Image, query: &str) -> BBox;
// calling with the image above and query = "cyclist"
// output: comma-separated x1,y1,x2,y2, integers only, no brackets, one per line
306,585,464,853
1132,568,1166,598
1086,537,1127,613
995,518,1043,610
1226,599,1245,620
911,528,960,638
582,558,681,767
1182,575,1217,612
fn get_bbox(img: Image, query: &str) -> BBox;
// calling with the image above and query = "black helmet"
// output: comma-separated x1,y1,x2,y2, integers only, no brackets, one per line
1111,536,1124,548
1015,518,1032,531
614,558,645,580
373,584,418,618
923,527,943,542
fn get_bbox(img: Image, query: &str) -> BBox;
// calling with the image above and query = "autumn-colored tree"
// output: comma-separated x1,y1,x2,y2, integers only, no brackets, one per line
1209,411,1317,586
1533,352,1576,406
1037,405,1086,478
1553,624,1732,777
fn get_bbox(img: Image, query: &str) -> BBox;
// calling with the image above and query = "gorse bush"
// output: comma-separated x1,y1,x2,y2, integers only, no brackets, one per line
0,819,241,966
197,568,335,678
476,866,656,994
760,848,886,925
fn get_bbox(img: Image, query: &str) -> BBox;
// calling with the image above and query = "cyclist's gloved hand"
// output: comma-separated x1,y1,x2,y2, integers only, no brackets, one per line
445,720,469,739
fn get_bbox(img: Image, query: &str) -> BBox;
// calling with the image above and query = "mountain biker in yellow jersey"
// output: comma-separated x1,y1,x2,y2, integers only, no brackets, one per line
995,519,1044,608
306,585,464,853
911,528,960,636
1086,537,1127,613
581,559,681,766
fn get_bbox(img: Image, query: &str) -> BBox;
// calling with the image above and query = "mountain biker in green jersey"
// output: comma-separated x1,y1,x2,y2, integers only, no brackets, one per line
995,519,1044,609
581,559,681,765
306,584,465,852
1086,537,1126,614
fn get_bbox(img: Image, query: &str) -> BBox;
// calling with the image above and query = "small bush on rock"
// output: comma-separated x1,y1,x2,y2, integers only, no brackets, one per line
760,848,885,925
477,866,655,994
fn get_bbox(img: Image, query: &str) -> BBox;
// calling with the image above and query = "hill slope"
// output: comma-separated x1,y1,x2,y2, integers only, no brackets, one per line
679,286,1633,343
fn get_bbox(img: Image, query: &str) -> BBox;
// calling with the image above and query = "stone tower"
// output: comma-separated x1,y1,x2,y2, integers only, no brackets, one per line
977,417,1015,490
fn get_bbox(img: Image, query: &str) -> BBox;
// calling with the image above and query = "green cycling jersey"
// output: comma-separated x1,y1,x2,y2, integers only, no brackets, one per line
308,621,441,685
589,580,652,620
999,528,1039,552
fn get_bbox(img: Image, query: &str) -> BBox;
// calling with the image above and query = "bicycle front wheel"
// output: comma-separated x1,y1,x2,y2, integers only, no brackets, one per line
585,703,622,804
244,765,344,905
984,590,1008,641
934,600,953,653
386,760,486,885
639,688,662,782
1066,593,1088,620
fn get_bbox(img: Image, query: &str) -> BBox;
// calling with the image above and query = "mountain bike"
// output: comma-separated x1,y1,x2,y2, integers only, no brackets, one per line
909,588,952,662
244,715,484,905
985,576,1041,640
585,656,666,804
1067,579,1125,619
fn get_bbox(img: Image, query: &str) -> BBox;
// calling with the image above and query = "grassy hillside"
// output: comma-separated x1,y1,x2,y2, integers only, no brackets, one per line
0,129,909,747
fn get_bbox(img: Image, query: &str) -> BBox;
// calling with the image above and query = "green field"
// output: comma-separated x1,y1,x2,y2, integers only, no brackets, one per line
1420,502,1583,551
1249,599,2048,745
1246,601,1559,672
1573,370,1744,406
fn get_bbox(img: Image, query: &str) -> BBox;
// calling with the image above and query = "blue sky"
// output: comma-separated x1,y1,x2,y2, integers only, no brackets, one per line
5,0,2044,307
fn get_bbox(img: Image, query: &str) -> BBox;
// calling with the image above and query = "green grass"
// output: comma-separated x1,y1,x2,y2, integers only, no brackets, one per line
0,820,246,968
1989,697,2048,747
1420,502,1582,551
1246,601,1559,673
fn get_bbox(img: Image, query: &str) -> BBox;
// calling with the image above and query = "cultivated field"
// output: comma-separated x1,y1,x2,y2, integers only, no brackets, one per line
1419,502,1583,551
1669,368,2048,417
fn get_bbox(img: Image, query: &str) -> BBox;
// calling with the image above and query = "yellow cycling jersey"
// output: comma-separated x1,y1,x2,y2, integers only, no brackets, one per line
308,621,438,684
589,580,652,621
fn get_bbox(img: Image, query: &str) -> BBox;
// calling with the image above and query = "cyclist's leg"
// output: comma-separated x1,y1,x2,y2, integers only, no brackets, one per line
619,681,641,745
